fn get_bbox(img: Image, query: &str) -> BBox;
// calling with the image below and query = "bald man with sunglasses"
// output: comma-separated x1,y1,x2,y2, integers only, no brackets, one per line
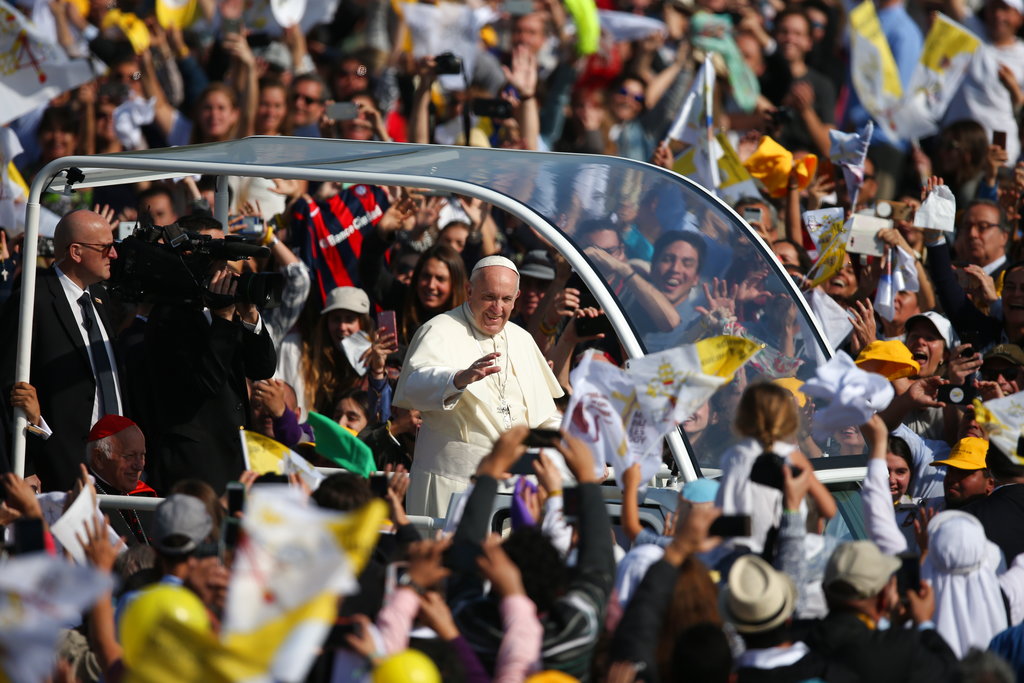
1,209,129,491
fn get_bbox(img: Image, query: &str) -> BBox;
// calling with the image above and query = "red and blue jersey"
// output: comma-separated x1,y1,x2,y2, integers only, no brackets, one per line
291,184,390,304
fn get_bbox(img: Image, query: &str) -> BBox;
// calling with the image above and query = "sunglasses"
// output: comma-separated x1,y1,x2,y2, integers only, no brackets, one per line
292,93,323,106
616,88,645,104
73,241,116,256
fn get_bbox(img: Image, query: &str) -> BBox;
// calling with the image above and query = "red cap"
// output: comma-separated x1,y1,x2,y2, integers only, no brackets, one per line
87,415,137,442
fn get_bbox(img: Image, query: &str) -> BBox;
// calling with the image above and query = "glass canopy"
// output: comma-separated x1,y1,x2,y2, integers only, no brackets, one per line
32,136,833,476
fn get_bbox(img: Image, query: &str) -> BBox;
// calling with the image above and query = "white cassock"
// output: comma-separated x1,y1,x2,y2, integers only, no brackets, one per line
393,303,564,517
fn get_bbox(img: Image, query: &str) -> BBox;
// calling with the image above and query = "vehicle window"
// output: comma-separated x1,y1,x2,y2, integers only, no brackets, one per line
824,485,867,542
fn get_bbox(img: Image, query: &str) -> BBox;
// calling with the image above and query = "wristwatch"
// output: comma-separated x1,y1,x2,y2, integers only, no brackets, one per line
398,573,429,595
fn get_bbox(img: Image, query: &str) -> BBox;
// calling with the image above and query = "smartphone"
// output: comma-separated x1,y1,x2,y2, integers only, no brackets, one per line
237,215,264,236
508,451,540,475
896,553,921,594
525,428,561,448
369,473,390,498
742,206,764,225
327,102,359,121
385,561,409,595
566,273,599,310
376,310,397,342
749,452,802,491
708,514,752,537
562,486,580,522
442,540,483,572
958,344,975,359
226,481,246,517
323,617,361,648
13,517,45,554
937,384,977,407
503,0,534,15
221,17,243,35
994,131,1008,149
845,215,889,257
471,98,514,120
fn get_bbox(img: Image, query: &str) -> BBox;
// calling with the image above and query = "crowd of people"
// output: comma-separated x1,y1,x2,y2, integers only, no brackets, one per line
2,0,1024,678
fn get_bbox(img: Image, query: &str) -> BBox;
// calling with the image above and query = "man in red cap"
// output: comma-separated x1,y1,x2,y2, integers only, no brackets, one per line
86,415,155,546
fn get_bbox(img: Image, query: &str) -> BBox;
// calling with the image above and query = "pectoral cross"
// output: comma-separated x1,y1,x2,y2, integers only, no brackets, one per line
498,400,512,430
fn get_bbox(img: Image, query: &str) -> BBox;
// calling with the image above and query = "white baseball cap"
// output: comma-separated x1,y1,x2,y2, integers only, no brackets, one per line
905,311,959,349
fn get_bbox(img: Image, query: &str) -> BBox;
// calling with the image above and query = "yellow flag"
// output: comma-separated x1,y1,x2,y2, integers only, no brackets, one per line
239,429,289,474
695,335,764,379
849,0,902,122
805,218,852,288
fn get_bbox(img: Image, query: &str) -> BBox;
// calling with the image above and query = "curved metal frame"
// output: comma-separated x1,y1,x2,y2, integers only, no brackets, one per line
11,139,833,483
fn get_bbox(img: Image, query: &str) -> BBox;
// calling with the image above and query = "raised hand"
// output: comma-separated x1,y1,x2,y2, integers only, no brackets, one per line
454,352,502,390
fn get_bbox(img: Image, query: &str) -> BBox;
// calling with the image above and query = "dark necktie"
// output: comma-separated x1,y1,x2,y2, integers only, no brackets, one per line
78,292,119,416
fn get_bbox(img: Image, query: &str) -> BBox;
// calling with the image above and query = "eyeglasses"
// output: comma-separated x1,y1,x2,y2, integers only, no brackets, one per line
338,66,368,78
616,88,645,104
73,242,116,256
292,93,323,106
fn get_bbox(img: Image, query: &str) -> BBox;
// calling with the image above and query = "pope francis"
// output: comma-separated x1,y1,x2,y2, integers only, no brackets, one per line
394,256,564,517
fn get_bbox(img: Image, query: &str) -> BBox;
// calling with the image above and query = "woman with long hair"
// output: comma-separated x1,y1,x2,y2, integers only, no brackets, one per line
398,245,468,343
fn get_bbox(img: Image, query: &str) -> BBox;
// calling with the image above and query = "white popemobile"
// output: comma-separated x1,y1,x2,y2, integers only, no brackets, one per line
11,137,868,539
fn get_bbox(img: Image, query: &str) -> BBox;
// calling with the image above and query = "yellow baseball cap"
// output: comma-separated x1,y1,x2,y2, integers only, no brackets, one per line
855,340,920,381
932,437,989,471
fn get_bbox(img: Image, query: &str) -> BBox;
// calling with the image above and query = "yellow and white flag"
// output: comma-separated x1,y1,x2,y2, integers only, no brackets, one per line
240,429,290,475
628,335,762,432
849,0,902,129
223,487,388,682
890,13,981,140
0,1,104,127
974,394,1024,467
674,133,760,203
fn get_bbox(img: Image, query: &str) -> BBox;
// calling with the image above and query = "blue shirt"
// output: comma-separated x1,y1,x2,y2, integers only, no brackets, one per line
845,4,923,149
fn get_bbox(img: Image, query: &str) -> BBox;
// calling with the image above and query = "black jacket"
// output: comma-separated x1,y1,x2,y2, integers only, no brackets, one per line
141,304,276,494
448,476,615,681
0,268,128,491
964,483,1024,564
737,652,857,683
794,611,957,683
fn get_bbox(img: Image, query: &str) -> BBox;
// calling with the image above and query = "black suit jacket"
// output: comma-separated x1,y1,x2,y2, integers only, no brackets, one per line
0,268,126,491
142,304,276,494
964,484,1024,564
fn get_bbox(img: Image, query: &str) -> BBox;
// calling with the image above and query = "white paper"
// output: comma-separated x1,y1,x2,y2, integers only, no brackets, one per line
914,184,956,233
340,330,371,376
282,450,326,491
49,488,101,564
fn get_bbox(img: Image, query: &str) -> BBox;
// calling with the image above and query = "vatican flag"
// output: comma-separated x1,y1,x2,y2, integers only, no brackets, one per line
890,13,981,140
628,336,762,434
849,0,902,129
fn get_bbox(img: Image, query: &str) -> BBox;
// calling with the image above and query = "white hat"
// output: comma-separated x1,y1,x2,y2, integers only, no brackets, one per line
905,311,959,349
321,286,370,315
471,255,519,276
991,0,1023,14
720,555,798,633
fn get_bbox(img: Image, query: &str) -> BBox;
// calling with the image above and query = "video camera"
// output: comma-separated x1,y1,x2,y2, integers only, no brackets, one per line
109,218,284,309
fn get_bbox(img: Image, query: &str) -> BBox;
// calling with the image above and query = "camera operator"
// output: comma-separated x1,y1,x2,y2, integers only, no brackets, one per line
141,214,277,494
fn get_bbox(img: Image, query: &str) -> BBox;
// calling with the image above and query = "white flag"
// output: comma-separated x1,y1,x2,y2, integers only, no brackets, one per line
874,246,920,322
562,351,663,488
402,2,478,92
828,121,873,207
596,10,666,43
0,1,104,127
666,54,722,193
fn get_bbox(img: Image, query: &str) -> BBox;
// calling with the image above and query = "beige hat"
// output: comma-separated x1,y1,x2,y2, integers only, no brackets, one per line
720,555,798,633
321,286,370,315
824,541,901,601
